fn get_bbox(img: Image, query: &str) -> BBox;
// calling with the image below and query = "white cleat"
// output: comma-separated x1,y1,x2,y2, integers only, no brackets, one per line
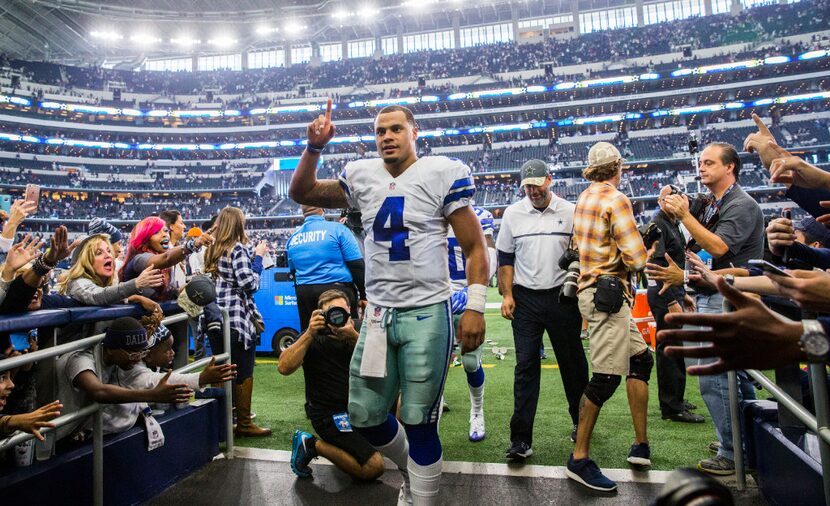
469,412,486,442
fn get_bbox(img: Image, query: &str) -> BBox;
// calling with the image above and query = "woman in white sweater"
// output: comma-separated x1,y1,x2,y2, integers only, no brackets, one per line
58,234,164,311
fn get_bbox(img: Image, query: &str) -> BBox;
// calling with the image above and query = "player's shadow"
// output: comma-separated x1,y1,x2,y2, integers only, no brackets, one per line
292,465,399,505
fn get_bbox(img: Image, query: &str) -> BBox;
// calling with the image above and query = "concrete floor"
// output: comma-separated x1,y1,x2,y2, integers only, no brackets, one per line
148,448,766,506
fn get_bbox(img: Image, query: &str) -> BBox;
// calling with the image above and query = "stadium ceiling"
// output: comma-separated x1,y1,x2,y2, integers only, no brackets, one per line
0,0,605,65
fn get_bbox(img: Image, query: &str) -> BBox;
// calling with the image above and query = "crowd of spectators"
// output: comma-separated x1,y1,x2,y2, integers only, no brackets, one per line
3,106,830,499
1,0,826,100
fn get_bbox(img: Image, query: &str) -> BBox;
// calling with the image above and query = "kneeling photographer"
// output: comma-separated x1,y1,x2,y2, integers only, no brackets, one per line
278,289,384,481
644,185,704,424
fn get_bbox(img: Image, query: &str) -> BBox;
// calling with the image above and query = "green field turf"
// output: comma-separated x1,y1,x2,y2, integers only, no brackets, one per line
240,288,760,471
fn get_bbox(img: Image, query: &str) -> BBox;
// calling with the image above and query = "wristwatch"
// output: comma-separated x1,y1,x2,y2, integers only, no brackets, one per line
724,274,735,286
800,320,830,363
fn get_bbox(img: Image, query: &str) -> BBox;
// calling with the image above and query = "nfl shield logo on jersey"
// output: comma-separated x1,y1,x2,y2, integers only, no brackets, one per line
389,182,396,190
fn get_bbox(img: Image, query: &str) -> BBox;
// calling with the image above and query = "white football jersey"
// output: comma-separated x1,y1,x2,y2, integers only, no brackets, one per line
339,156,475,308
447,206,494,291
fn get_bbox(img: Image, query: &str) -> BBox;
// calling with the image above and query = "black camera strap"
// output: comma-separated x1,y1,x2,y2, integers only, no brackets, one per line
687,183,737,251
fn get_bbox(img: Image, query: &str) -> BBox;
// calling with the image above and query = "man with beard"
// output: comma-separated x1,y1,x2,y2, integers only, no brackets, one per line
278,289,384,481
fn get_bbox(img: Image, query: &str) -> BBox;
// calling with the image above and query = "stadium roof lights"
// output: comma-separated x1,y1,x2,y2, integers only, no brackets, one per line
283,23,308,35
255,25,280,35
90,30,123,41
172,37,202,47
3,49,822,121
208,36,239,48
129,33,162,46
1,92,828,152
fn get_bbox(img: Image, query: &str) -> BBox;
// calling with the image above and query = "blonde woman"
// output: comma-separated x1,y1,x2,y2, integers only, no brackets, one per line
204,207,270,437
58,234,163,311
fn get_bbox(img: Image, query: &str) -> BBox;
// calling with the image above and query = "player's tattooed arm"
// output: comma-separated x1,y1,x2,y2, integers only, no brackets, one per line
296,180,349,209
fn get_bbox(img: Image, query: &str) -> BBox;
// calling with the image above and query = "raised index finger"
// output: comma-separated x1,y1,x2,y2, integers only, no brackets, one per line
325,97,332,122
752,113,771,136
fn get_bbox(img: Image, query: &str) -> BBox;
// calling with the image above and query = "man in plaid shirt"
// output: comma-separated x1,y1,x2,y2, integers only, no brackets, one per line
566,142,654,492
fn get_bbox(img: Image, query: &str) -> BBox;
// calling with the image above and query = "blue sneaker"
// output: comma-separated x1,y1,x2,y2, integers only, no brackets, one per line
566,454,617,492
290,430,316,478
627,443,652,467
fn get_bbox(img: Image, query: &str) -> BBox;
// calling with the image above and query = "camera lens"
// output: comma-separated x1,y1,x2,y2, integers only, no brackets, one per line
324,306,350,327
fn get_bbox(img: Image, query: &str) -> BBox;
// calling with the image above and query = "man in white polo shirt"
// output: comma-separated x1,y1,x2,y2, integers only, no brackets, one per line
497,159,589,461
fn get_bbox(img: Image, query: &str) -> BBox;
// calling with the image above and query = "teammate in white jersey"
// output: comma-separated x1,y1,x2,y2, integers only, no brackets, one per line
289,100,488,505
448,206,496,442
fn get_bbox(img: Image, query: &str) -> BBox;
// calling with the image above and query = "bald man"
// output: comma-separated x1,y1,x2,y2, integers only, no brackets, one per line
287,205,367,330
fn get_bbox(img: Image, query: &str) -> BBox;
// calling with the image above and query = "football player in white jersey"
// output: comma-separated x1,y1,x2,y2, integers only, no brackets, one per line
289,100,488,505
448,206,497,442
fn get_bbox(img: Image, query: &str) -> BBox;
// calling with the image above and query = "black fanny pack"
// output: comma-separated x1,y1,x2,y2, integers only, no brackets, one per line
594,275,625,314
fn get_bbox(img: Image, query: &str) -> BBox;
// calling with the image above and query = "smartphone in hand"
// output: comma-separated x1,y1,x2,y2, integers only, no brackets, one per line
10,333,30,351
24,184,40,210
748,259,793,278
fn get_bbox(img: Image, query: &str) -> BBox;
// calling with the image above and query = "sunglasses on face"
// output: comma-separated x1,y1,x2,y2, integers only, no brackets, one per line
125,350,150,361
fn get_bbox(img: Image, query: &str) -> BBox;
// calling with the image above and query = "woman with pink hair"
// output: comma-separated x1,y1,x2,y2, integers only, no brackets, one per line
120,216,214,302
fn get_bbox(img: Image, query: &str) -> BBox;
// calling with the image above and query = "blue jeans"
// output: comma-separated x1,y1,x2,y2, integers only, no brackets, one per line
692,293,756,461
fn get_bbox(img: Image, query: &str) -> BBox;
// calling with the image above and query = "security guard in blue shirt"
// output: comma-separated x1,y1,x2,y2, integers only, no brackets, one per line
287,205,366,329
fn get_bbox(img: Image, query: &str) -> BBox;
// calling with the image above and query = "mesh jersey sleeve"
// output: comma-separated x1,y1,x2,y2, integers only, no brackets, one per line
441,160,476,218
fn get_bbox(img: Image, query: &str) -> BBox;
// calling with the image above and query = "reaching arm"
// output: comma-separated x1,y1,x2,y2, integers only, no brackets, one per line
73,370,192,404
66,278,139,306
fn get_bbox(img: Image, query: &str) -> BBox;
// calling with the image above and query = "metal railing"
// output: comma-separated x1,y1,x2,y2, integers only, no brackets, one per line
726,303,830,505
0,308,234,506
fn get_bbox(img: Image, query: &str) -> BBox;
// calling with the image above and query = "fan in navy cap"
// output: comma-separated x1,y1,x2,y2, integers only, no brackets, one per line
102,317,149,356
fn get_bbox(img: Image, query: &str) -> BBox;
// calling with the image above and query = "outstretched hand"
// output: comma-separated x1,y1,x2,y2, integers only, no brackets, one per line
769,146,830,190
645,254,684,295
4,235,44,274
43,226,71,265
150,370,193,404
9,400,63,441
200,357,237,385
658,277,804,375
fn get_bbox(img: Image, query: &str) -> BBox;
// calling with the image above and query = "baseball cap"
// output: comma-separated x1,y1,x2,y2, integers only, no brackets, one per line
177,275,217,317
186,227,203,238
519,159,549,187
795,216,830,247
88,217,123,244
587,142,623,167
147,323,172,348
102,317,148,351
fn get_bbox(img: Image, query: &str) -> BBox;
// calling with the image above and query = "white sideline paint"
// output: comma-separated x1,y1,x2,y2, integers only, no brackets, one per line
233,447,674,485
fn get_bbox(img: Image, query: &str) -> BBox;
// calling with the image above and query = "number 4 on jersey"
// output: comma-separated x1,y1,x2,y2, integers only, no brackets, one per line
373,196,410,261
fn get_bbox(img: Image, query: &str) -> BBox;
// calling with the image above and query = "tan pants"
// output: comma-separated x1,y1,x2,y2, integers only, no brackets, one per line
578,287,648,376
